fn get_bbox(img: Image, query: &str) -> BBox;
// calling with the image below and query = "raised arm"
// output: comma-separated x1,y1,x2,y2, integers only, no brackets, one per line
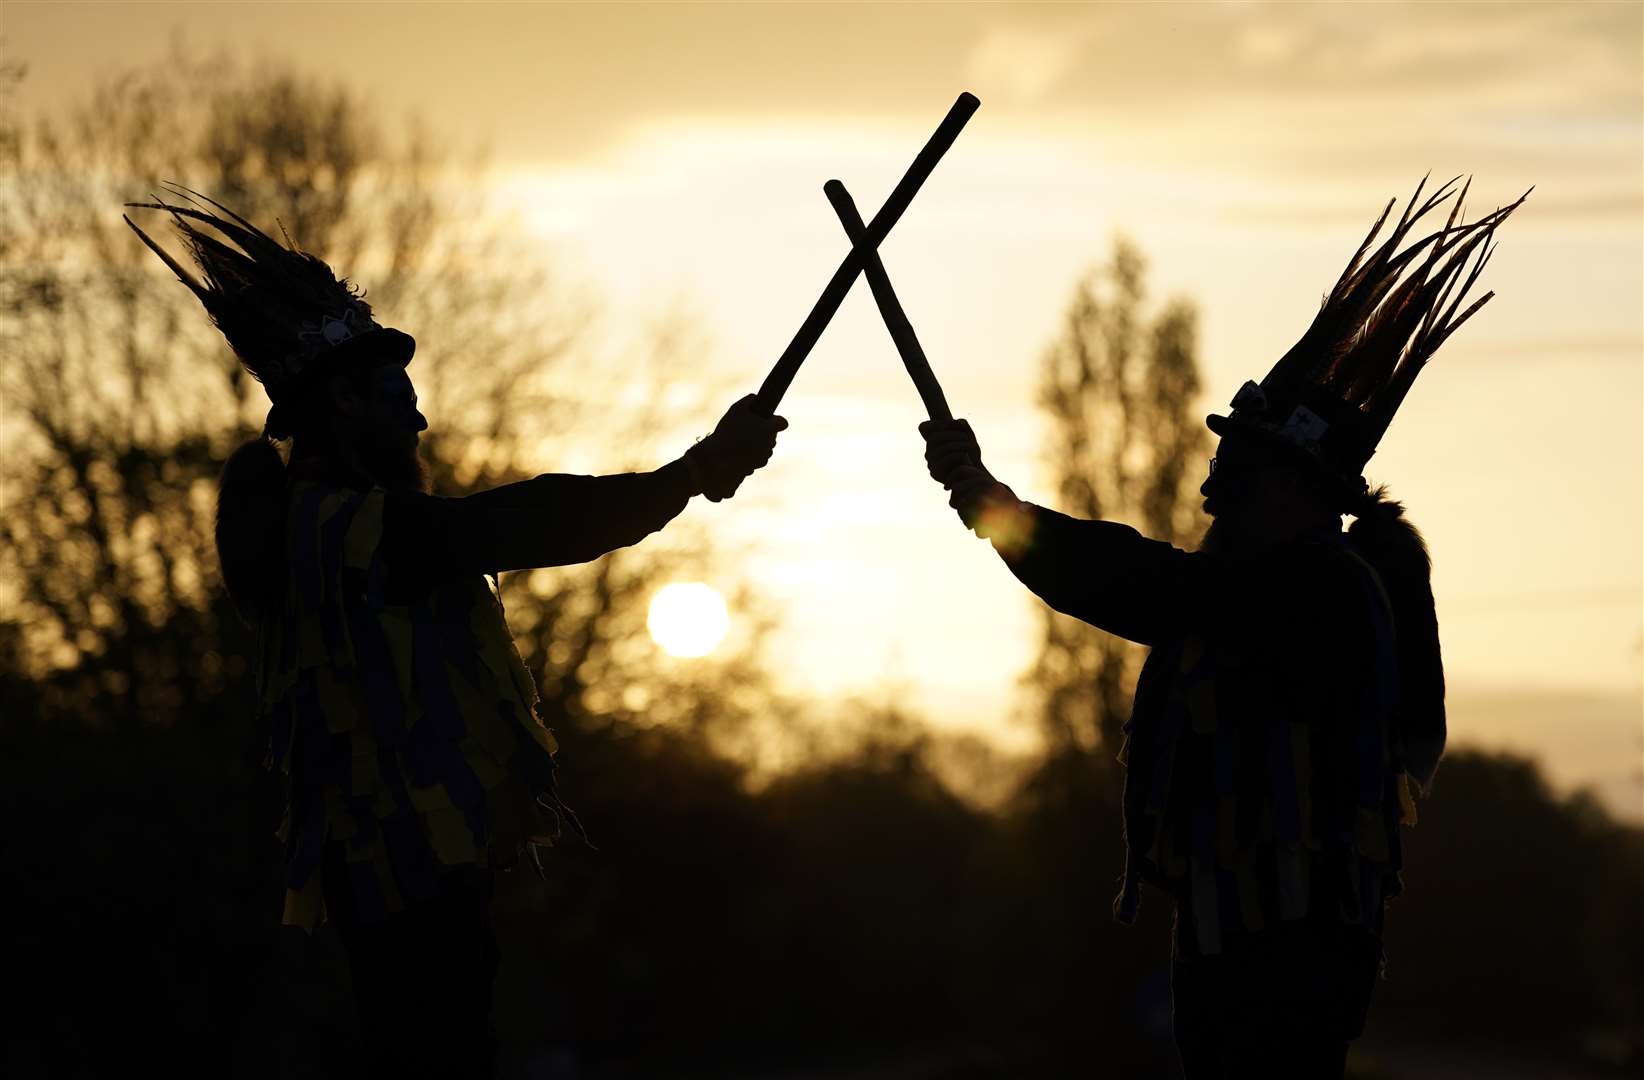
996,504,1203,647
382,395,785,595
384,463,698,583
919,418,1205,646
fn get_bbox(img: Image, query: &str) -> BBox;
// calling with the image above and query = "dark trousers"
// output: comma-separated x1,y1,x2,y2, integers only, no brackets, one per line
323,845,501,1079
1172,921,1381,1079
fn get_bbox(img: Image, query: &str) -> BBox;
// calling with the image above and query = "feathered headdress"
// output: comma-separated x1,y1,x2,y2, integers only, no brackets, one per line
123,183,413,436
1208,176,1529,498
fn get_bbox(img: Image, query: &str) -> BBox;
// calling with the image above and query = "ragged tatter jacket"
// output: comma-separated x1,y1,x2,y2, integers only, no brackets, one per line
994,504,1420,959
260,459,696,929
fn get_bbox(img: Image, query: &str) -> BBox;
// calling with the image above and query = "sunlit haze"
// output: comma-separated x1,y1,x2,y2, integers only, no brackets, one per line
9,2,1640,818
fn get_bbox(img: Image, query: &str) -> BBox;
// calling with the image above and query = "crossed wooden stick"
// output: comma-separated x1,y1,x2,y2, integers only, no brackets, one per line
754,92,978,422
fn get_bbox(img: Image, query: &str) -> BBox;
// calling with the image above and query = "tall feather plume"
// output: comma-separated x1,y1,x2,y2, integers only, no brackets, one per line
1263,175,1461,403
123,183,377,395
1334,177,1476,404
1356,189,1529,452
1249,178,1528,471
1311,176,1463,392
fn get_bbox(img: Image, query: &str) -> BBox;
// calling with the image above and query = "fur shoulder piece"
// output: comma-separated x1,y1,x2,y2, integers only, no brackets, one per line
1347,485,1431,577
216,436,289,622
1347,485,1446,792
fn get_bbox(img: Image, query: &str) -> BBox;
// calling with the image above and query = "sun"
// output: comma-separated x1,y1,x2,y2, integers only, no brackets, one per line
646,582,730,659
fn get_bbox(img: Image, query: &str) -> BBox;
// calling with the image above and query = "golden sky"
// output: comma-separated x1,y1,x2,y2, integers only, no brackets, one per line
9,2,1642,817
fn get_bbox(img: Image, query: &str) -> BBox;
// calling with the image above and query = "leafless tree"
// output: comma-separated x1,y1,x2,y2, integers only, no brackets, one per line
0,48,775,752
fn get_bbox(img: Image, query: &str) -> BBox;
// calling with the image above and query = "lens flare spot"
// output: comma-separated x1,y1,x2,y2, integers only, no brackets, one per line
646,582,729,658
976,499,1036,560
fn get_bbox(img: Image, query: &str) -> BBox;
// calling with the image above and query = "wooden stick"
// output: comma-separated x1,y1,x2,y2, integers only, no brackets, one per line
823,180,952,422
754,92,979,413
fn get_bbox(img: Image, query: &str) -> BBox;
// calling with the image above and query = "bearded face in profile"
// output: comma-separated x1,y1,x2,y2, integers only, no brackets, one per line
358,422,430,494
344,363,431,494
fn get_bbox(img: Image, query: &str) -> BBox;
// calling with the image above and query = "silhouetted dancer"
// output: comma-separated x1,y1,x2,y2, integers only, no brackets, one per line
921,178,1525,1078
125,185,786,1077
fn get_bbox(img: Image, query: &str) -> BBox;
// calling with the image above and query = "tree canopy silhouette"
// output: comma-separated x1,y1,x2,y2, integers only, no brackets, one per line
0,49,773,748
1027,238,1207,758
1,53,1637,1079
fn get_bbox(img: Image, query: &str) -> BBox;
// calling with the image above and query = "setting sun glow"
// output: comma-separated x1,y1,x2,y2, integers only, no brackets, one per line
647,582,730,658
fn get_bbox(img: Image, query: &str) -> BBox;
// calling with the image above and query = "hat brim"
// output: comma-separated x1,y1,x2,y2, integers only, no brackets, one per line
1206,412,1367,503
321,326,416,369
1208,410,1324,467
1205,412,1276,445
